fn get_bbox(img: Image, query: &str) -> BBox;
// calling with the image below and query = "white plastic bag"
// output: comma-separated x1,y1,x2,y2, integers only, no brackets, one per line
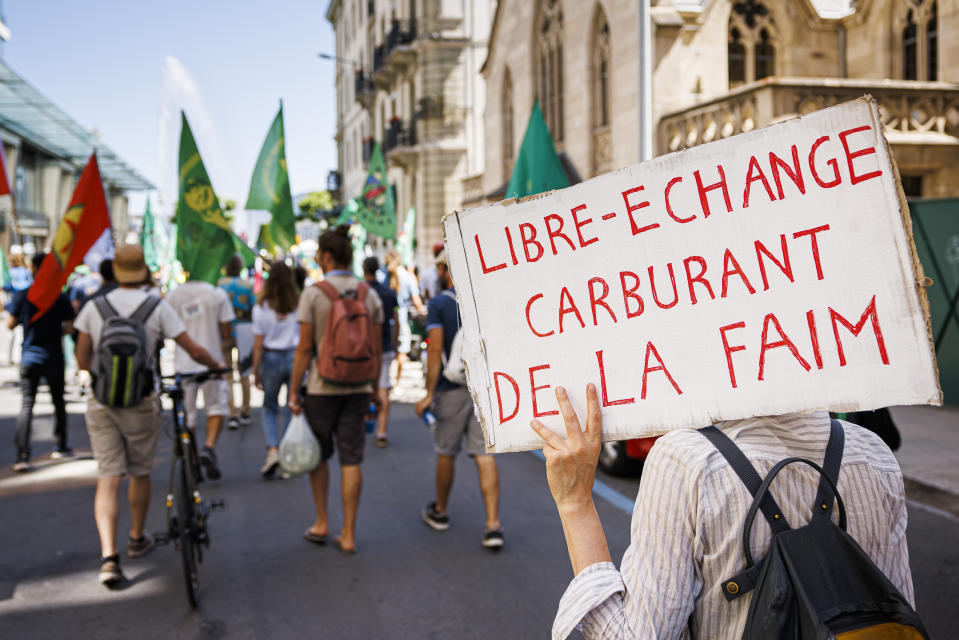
279,413,320,476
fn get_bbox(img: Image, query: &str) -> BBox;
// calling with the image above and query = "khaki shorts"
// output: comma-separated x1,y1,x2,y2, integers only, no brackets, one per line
431,386,487,457
86,395,163,477
184,379,230,427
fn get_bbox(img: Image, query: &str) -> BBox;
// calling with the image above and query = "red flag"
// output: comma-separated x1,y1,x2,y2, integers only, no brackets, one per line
27,153,111,320
0,147,11,196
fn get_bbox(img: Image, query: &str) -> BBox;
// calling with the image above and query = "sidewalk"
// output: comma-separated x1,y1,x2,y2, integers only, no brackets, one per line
890,404,959,516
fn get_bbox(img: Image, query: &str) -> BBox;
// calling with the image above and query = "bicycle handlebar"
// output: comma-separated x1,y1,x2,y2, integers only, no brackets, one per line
159,368,234,386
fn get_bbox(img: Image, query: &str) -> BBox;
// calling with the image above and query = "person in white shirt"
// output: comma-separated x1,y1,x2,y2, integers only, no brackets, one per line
166,277,235,480
251,261,301,478
75,245,223,587
531,386,915,640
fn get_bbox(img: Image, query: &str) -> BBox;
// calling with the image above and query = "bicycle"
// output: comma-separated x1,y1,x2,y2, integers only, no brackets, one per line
154,368,231,608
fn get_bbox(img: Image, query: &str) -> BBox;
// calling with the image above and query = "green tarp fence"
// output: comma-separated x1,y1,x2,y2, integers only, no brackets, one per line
910,197,959,405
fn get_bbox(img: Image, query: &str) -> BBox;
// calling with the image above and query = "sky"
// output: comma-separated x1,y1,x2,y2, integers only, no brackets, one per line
1,0,339,218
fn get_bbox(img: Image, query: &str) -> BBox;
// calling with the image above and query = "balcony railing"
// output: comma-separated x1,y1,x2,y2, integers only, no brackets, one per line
386,18,416,52
354,71,374,103
658,77,959,155
384,119,418,154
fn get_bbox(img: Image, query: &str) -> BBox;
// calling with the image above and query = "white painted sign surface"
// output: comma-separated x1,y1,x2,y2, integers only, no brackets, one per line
444,98,940,453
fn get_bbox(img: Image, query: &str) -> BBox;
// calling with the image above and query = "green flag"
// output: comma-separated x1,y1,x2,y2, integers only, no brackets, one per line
0,246,10,290
398,207,415,266
355,141,396,238
248,105,296,253
175,112,256,284
140,198,161,272
506,100,570,199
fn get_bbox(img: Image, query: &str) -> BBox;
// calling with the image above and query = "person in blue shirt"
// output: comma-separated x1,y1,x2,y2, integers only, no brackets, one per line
414,251,503,549
218,254,255,429
363,257,399,447
7,252,76,471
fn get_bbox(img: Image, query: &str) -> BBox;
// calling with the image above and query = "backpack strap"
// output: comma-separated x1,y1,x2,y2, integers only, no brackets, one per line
93,296,120,321
131,296,162,324
699,426,791,534
812,418,845,521
315,280,340,302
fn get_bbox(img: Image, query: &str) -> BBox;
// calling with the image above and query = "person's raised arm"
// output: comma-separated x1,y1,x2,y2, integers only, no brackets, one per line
414,326,442,417
531,384,611,575
288,322,314,416
173,332,224,371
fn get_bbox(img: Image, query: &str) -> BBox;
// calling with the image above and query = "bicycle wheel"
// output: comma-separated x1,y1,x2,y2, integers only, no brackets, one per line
175,455,200,608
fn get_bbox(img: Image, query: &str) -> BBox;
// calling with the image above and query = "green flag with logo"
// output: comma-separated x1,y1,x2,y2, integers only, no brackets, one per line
506,100,570,199
140,198,161,272
355,141,396,239
175,112,255,284
248,105,296,253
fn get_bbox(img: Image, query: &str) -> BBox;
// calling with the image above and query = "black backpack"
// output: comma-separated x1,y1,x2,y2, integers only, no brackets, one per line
92,296,162,408
699,420,928,639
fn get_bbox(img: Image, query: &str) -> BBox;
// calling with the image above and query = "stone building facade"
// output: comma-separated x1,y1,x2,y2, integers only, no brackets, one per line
468,0,959,206
327,0,493,267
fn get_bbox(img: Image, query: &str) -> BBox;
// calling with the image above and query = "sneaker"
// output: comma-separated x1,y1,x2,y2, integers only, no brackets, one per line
422,502,450,531
127,533,155,559
12,454,30,473
239,413,252,425
482,528,505,550
199,447,222,480
98,555,125,587
227,416,240,431
260,449,280,479
50,447,74,460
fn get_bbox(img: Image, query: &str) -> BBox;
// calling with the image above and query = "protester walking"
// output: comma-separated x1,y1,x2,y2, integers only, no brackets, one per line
414,251,503,550
384,249,425,383
218,254,254,429
7,252,76,471
363,257,398,447
251,260,300,479
166,270,235,480
74,245,223,587
532,388,920,639
4,251,32,365
289,225,384,554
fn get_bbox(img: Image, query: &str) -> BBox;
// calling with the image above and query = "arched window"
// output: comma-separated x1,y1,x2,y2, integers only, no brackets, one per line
754,28,774,80
903,11,918,80
728,28,746,86
502,69,514,179
592,10,611,128
727,0,775,88
536,0,564,142
927,2,938,80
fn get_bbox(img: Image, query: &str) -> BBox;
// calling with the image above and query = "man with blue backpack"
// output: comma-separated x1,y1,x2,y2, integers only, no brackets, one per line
75,245,224,588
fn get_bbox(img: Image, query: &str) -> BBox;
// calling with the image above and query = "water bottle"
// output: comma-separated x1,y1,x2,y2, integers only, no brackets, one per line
365,402,377,434
423,408,437,427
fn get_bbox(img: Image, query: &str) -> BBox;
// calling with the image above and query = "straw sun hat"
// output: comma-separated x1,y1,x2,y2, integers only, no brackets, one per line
112,244,149,284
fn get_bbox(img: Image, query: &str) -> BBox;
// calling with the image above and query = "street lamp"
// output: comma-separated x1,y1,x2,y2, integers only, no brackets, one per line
317,52,360,68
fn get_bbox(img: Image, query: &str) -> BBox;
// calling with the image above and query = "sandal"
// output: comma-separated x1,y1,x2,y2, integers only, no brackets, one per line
303,530,328,545
333,536,357,555
375,436,389,448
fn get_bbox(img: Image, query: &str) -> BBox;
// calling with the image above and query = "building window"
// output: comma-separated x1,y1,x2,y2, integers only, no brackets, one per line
927,3,938,80
592,10,611,128
727,1,776,88
536,0,564,142
754,28,774,80
14,148,40,212
898,0,938,81
728,28,746,86
502,68,514,179
901,175,923,198
903,11,918,80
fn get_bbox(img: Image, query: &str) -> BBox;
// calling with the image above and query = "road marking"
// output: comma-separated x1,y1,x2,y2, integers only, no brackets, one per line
530,450,636,516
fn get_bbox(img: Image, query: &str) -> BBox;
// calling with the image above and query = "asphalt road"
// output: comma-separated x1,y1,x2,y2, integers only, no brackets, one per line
0,376,956,639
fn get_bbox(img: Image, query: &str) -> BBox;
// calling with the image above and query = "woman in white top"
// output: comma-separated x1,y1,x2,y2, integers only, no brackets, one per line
251,261,300,478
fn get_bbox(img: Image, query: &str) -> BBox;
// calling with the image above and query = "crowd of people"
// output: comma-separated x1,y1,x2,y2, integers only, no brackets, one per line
3,227,501,587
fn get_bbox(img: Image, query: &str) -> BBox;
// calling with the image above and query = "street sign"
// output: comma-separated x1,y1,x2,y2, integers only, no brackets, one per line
444,97,941,453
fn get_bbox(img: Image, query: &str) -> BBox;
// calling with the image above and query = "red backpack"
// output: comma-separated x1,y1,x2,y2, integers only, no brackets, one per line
315,280,378,385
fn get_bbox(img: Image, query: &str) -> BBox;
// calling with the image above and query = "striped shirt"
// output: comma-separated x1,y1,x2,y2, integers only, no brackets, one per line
553,411,914,639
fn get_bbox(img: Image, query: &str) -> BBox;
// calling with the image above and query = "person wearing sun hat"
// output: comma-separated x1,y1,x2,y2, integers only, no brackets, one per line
75,244,224,588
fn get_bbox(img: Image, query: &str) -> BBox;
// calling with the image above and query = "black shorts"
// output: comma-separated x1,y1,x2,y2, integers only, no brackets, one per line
303,393,369,466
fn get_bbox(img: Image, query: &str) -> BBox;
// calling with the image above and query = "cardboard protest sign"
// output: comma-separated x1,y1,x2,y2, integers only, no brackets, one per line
444,97,941,453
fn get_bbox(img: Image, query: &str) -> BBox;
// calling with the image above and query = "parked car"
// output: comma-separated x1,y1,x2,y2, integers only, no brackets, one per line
598,436,660,477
